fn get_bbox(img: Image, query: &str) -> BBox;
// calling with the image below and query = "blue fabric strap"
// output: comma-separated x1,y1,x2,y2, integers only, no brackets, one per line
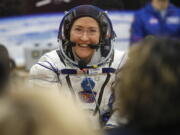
59,67,116,75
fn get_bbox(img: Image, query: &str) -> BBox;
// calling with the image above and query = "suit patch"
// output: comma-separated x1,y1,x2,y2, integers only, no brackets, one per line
149,17,158,24
79,91,97,103
81,78,95,91
79,78,96,103
166,17,179,24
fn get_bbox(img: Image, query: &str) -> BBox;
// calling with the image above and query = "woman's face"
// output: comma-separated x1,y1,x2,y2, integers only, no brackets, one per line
70,17,100,61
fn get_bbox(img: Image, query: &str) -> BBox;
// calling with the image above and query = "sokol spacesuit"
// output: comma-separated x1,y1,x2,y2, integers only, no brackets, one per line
30,5,126,128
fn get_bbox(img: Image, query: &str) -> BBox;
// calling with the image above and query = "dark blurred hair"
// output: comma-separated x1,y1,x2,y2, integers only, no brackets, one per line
114,36,180,130
0,44,11,91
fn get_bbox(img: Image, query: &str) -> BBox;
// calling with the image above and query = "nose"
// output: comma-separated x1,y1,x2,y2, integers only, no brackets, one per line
80,31,89,42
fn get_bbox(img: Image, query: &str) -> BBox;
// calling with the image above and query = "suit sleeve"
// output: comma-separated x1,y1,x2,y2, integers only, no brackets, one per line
130,12,145,45
29,53,60,90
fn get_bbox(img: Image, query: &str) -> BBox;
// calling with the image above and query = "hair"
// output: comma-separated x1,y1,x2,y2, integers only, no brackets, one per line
0,44,11,92
114,36,180,130
58,5,115,42
0,86,101,135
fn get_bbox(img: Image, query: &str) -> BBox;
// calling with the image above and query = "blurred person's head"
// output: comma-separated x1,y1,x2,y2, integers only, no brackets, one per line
0,44,11,91
114,36,180,130
152,0,169,11
0,87,101,135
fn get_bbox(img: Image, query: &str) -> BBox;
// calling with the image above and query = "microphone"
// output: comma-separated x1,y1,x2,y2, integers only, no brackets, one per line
88,44,100,49
78,60,87,70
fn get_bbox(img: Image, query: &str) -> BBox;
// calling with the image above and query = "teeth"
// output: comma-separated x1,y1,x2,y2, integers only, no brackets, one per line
79,44,88,47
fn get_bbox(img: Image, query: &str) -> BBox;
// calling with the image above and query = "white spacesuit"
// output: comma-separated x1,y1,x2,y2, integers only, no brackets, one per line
29,5,126,129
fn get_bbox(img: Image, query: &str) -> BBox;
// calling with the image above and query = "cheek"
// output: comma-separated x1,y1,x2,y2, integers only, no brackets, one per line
70,31,76,41
93,35,100,44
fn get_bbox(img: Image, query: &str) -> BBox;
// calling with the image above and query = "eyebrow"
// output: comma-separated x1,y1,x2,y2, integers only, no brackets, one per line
73,25,99,29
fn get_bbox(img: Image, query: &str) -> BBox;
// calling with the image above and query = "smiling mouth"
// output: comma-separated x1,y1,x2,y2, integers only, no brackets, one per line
77,44,89,48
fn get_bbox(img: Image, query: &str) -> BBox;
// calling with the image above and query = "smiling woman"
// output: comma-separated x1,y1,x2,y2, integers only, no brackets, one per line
29,5,126,129
70,17,100,63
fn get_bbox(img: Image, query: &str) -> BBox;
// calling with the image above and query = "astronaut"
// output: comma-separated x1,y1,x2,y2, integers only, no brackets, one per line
29,5,126,128
130,0,180,46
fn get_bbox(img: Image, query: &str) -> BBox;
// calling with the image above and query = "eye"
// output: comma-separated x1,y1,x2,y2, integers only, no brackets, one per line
74,28,82,32
89,29,97,33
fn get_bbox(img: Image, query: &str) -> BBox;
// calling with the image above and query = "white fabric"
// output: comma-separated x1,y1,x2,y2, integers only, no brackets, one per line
29,49,126,129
